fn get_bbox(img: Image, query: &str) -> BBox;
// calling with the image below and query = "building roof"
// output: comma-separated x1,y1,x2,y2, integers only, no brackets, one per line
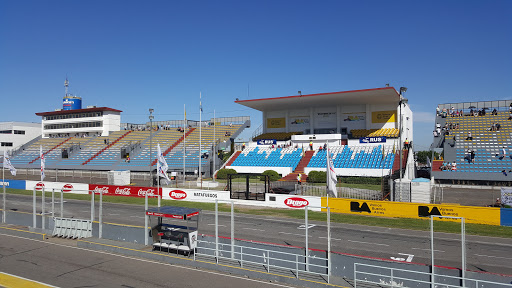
235,87,400,111
35,107,122,116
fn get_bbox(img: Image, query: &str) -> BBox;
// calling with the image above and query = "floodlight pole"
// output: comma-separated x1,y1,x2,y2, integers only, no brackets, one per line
149,109,154,187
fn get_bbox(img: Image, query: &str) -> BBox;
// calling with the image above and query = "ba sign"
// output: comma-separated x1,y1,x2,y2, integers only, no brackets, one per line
359,136,386,144
257,139,277,145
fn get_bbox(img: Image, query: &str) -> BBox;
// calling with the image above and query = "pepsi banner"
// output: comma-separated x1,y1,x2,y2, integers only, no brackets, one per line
359,136,386,144
257,139,277,145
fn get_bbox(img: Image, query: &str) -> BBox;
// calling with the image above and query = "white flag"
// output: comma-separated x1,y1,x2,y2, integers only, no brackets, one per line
326,142,338,197
3,150,16,176
157,144,170,183
40,145,45,181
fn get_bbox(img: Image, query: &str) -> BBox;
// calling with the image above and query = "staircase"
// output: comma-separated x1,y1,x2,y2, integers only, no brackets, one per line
279,150,314,182
82,131,132,165
392,149,409,174
151,128,196,166
29,137,72,164
431,160,443,172
225,151,241,167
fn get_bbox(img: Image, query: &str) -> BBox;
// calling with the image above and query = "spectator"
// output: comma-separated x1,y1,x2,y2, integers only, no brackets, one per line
451,162,457,171
433,130,438,137
323,143,327,150
297,173,302,185
436,106,440,116
496,123,501,131
508,112,512,120
404,138,410,149
242,143,246,150
497,146,507,160
466,132,472,141
309,141,313,151
492,108,498,116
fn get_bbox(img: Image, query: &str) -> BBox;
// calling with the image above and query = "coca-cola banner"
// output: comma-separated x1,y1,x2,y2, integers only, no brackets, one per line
89,184,161,198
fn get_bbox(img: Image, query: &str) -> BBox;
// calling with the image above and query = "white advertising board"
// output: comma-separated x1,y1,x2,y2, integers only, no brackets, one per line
161,188,231,203
26,180,90,194
265,194,322,211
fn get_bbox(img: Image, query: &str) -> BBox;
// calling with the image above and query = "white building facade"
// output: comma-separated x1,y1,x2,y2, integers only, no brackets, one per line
0,122,41,154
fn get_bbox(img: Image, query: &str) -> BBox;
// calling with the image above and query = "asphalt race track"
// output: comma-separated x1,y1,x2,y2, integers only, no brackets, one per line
0,233,295,288
4,194,512,275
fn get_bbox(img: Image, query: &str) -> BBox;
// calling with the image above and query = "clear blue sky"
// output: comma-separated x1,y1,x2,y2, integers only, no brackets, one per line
1,0,511,151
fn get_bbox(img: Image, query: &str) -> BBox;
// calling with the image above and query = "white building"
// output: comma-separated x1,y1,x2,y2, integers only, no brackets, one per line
35,107,122,138
0,122,41,154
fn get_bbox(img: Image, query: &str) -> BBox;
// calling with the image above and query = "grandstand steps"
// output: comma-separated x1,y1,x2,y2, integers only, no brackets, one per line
432,160,443,172
151,128,196,166
392,149,408,174
28,137,72,164
279,150,314,182
82,131,132,165
225,151,241,167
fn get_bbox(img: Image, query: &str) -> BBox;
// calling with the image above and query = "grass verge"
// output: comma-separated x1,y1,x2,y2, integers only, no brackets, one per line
4,188,512,238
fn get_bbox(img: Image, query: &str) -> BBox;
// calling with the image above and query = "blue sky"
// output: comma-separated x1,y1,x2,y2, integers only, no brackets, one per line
1,0,511,151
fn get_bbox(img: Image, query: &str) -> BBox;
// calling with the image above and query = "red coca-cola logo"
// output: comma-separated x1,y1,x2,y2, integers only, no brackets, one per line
115,187,131,195
169,190,187,200
35,182,45,191
62,184,73,192
284,197,309,208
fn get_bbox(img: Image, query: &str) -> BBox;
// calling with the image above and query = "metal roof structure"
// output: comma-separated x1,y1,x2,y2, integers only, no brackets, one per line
235,87,400,111
146,206,201,220
35,107,122,116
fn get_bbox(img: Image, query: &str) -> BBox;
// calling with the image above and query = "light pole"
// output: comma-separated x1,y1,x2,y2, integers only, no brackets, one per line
399,87,407,200
149,109,154,187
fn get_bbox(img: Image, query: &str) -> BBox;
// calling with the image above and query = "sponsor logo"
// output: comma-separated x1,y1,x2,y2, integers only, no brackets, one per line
63,99,75,104
138,188,157,197
350,201,371,213
169,190,187,200
115,187,131,195
62,184,73,192
418,206,442,217
0,182,9,187
285,197,309,208
93,186,110,194
35,182,45,191
193,192,217,198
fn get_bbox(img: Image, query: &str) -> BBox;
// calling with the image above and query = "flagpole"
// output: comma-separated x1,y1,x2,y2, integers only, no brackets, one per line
2,157,5,224
183,104,186,186
213,109,216,182
199,92,202,190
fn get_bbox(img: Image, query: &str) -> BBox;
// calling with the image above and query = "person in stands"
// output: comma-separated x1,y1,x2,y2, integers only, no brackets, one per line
466,132,472,141
309,141,313,151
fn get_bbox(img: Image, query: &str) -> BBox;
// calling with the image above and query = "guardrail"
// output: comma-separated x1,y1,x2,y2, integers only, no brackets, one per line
195,239,329,281
354,263,512,288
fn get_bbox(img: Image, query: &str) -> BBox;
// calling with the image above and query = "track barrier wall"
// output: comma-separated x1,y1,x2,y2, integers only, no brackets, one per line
321,198,502,226
2,179,511,226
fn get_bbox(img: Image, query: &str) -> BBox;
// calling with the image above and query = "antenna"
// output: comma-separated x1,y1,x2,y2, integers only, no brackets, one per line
64,77,69,96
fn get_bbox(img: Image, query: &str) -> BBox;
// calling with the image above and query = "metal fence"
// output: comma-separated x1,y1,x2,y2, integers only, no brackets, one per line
354,263,512,288
297,183,383,200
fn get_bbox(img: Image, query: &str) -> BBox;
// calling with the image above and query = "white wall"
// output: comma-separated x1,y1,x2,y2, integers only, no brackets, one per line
304,167,392,177
227,166,292,176
0,122,41,154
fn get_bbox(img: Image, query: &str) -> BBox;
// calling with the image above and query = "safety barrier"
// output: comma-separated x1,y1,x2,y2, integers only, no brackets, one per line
52,217,92,239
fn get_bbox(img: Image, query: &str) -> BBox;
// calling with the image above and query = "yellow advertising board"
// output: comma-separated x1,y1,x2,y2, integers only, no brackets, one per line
267,118,286,128
322,198,500,225
372,111,396,123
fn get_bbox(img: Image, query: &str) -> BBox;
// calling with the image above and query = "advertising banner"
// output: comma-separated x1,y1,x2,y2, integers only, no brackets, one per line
322,198,500,225
372,111,396,123
266,194,322,211
26,181,89,194
257,139,277,145
290,117,310,130
162,188,230,202
359,136,387,144
89,184,161,198
501,187,512,207
343,114,365,122
266,118,286,128
0,179,26,190
315,112,336,128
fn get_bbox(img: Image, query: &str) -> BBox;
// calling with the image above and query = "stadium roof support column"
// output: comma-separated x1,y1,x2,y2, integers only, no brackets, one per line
365,104,371,131
309,108,314,134
262,111,267,135
285,110,289,133
336,105,341,134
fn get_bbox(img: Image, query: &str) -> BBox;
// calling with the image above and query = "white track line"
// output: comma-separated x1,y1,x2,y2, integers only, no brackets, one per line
0,233,294,288
474,254,512,260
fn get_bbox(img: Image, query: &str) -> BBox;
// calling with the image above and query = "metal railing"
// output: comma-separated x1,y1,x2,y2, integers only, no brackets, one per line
354,262,512,288
195,239,329,281
297,183,382,200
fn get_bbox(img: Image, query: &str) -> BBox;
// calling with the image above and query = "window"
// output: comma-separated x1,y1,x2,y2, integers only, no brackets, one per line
1,142,13,147
0,130,12,134
14,130,25,135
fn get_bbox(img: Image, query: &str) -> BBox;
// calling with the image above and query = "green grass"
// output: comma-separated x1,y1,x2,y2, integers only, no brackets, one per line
4,188,512,238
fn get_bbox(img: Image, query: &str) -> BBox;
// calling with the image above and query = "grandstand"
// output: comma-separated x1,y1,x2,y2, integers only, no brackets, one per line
431,100,512,183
